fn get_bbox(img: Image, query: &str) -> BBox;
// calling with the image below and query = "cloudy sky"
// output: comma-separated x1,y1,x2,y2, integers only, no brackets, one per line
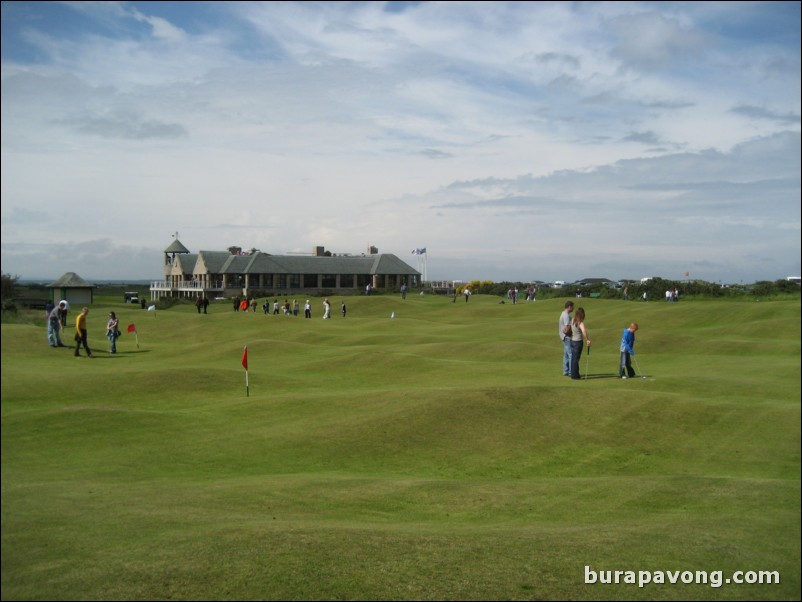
2,1,800,284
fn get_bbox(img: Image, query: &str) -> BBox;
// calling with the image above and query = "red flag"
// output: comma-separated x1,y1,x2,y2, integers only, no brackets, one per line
127,324,136,333
241,346,248,370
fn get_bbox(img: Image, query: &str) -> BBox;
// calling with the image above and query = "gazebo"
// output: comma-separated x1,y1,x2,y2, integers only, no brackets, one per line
48,272,96,306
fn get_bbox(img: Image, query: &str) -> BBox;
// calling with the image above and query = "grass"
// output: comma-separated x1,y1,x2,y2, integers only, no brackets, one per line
2,293,800,600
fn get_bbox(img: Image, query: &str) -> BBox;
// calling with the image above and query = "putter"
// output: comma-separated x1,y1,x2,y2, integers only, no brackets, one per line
633,355,647,379
585,345,590,380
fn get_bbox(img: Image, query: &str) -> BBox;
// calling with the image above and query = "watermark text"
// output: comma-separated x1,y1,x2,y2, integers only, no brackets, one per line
585,565,780,589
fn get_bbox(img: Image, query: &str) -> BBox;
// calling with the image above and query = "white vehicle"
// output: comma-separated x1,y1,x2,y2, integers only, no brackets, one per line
553,281,565,288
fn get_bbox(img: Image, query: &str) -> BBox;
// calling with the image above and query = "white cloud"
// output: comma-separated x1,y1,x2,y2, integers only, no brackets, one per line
1,1,799,283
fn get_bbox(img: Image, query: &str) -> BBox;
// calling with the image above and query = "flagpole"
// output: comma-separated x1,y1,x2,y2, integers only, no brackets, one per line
242,345,249,397
127,324,139,348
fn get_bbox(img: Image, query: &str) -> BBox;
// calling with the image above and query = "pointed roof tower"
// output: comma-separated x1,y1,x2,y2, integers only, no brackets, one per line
164,232,190,254
164,232,191,275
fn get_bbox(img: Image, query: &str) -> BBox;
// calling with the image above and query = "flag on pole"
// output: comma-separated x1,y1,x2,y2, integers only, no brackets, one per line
147,304,156,311
127,323,139,348
241,346,249,397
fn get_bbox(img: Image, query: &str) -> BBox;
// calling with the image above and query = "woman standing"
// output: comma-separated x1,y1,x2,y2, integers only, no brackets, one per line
570,307,591,380
107,311,120,354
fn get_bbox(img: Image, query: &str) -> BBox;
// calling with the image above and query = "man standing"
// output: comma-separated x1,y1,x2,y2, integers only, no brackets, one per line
74,307,93,358
558,301,575,376
619,323,639,378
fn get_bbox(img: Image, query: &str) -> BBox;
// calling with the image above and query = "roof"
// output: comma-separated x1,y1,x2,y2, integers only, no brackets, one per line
48,272,95,288
164,238,190,254
193,251,420,276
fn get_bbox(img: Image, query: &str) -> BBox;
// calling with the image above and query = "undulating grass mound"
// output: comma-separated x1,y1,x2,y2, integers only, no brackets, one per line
2,294,799,600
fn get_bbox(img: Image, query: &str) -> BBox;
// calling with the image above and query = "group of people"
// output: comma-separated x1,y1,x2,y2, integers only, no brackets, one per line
49,295,640,371
195,296,210,313
45,297,125,357
225,296,346,319
45,300,122,357
558,300,639,380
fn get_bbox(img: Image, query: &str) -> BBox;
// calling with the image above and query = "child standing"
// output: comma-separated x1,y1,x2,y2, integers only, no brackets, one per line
619,323,639,378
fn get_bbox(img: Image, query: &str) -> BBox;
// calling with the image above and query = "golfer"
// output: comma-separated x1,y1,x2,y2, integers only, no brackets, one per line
619,322,638,379
569,307,590,380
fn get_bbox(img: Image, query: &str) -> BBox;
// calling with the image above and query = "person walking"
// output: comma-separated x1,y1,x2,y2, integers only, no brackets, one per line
569,307,591,380
74,307,93,358
304,300,312,318
619,322,639,378
106,311,120,354
558,301,575,376
322,298,331,319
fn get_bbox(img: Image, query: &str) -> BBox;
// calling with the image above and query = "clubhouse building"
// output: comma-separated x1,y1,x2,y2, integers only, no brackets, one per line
150,237,421,301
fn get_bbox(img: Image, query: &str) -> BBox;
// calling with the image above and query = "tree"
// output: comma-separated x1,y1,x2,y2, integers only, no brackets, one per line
1,273,19,302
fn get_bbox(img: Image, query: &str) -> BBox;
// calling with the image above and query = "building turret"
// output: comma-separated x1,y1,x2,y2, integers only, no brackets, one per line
164,233,190,277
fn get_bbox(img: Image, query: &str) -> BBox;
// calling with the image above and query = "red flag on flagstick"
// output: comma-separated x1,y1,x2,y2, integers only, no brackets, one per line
127,324,139,349
242,346,249,397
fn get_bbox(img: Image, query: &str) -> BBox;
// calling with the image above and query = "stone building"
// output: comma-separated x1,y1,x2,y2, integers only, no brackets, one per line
150,237,420,300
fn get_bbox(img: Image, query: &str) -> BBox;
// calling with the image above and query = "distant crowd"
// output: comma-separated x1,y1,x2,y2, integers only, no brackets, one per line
223,296,343,319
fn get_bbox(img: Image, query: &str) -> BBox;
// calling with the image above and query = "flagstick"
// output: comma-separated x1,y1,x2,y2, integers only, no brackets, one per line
242,345,249,397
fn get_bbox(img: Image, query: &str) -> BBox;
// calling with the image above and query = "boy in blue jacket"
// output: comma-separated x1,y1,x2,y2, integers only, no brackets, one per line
619,323,639,378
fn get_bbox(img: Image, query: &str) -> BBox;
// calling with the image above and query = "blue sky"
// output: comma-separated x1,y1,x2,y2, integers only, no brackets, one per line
1,1,800,283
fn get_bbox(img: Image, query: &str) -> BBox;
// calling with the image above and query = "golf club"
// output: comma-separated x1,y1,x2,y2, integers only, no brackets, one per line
633,355,647,379
585,345,590,380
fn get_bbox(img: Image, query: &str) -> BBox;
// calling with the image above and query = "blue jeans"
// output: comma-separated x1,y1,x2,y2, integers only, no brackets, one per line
562,336,572,375
47,318,63,346
620,352,635,377
570,340,584,379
